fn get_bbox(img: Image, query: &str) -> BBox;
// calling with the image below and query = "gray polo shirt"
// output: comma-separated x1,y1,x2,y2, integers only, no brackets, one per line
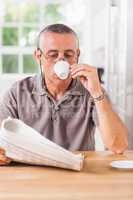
0,74,98,151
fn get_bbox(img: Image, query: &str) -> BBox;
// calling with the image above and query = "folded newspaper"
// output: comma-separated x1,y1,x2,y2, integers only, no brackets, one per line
0,118,84,171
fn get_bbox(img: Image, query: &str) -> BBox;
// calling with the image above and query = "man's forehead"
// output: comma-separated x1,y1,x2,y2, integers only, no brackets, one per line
39,32,78,49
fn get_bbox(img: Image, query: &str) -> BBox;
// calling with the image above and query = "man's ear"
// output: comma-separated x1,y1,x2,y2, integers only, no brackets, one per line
77,49,80,57
76,49,80,63
34,48,42,62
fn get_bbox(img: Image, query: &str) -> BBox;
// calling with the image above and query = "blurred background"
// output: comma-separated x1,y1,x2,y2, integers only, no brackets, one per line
0,0,133,149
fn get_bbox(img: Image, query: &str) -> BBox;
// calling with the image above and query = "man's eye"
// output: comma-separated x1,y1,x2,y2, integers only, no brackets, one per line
49,54,58,58
65,54,73,58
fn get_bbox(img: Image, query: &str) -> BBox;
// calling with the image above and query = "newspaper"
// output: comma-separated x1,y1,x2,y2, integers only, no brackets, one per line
0,118,84,171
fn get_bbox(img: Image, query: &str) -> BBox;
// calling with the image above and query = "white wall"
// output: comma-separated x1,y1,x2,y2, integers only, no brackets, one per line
89,0,107,68
89,0,107,150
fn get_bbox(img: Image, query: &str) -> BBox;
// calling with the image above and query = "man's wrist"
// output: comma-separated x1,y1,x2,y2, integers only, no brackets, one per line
91,90,105,102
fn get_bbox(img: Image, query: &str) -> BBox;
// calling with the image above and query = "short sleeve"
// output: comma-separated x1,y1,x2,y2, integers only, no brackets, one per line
0,84,18,122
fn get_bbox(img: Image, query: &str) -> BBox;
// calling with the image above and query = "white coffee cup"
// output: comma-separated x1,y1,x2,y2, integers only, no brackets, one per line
53,60,70,80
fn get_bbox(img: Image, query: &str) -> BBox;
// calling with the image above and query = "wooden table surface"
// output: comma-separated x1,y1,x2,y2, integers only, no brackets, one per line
0,151,133,200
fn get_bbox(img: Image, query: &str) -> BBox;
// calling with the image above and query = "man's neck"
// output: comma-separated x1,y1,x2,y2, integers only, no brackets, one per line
44,77,72,101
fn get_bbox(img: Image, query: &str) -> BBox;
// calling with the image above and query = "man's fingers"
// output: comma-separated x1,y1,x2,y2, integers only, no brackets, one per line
71,67,91,75
0,148,5,155
70,64,96,71
0,154,12,165
0,158,11,166
0,150,12,165
71,70,91,79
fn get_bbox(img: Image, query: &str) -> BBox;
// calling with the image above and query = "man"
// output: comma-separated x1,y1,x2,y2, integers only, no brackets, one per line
0,24,128,165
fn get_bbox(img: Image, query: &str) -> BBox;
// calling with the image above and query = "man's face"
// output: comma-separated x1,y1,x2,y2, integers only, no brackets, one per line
35,32,80,82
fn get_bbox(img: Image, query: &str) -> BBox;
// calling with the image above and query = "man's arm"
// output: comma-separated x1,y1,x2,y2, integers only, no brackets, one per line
95,96,128,154
70,64,128,153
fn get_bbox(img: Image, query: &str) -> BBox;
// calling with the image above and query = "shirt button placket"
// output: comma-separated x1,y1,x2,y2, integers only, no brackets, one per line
53,105,60,121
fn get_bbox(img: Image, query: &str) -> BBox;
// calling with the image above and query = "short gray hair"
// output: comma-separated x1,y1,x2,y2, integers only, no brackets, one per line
37,23,79,48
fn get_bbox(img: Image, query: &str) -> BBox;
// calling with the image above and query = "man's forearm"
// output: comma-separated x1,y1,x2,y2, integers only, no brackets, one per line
95,97,128,153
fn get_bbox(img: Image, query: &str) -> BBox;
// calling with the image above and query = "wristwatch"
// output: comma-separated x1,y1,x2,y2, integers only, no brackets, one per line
92,90,105,102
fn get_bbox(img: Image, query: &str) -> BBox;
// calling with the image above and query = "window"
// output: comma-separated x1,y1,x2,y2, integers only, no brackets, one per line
0,0,88,74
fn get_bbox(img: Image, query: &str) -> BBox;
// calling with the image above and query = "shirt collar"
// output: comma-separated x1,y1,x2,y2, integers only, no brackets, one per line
33,74,84,96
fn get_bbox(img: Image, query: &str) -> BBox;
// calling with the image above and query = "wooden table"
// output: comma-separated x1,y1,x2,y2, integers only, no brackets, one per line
0,151,133,200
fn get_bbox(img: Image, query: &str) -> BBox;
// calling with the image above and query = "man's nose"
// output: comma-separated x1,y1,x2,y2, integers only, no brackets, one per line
57,52,65,61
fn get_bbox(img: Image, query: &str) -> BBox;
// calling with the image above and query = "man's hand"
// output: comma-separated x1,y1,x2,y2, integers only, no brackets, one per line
0,148,11,165
70,64,102,98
